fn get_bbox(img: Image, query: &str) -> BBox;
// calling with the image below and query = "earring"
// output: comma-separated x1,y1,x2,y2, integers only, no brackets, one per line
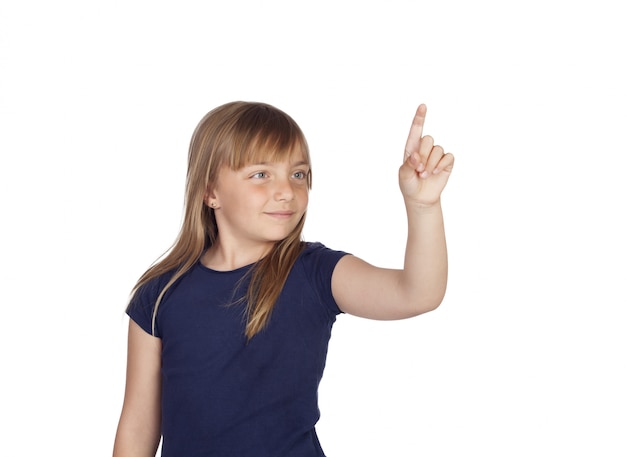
210,202,217,208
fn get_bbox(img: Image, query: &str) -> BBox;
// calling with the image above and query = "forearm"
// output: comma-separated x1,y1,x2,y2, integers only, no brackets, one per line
400,200,448,312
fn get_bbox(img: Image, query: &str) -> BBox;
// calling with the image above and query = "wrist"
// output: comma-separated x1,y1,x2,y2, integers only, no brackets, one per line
404,198,442,214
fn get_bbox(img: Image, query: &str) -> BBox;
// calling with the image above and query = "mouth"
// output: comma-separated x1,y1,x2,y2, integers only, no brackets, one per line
264,211,295,219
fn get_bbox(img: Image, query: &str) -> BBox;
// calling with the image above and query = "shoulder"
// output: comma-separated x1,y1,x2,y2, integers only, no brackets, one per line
126,268,181,336
131,269,178,307
294,242,350,313
299,241,349,265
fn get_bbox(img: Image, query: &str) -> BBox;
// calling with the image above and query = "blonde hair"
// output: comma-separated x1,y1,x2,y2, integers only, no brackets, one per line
129,101,312,339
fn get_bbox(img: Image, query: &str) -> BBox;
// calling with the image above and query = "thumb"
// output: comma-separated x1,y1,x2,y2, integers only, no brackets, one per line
399,152,423,182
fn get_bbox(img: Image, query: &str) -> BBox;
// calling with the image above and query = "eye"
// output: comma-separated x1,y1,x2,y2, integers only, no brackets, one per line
292,170,308,180
251,171,267,179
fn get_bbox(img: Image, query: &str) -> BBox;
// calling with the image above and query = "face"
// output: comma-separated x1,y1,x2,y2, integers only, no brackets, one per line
209,149,310,253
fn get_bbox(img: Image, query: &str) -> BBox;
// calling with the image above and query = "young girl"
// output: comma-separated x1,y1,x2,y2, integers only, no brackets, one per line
113,101,454,457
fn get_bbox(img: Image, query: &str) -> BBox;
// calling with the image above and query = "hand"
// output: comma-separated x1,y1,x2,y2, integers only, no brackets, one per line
399,104,454,207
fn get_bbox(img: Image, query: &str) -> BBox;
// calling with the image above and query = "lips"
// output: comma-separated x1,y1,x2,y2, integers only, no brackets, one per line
265,211,295,219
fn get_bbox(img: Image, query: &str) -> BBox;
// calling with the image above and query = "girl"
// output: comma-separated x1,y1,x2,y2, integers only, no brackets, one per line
113,101,454,457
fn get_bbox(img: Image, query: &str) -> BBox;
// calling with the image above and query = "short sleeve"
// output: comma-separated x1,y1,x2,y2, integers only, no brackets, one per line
126,272,173,337
300,242,349,315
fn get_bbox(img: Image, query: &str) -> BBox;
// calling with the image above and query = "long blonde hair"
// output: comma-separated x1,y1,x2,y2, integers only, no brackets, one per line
129,101,312,339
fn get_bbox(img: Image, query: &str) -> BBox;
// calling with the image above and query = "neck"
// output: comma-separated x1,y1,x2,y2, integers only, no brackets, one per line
200,237,274,271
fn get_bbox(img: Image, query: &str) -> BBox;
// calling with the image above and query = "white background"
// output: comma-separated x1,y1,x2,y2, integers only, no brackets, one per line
1,0,625,455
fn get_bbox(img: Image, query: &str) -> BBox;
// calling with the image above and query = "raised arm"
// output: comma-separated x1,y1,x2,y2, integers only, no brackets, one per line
332,104,454,320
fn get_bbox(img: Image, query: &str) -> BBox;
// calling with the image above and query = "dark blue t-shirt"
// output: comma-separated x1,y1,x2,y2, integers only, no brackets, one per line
127,242,348,457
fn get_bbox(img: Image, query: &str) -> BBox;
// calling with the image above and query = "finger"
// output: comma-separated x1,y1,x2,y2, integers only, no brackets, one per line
417,135,434,166
404,104,427,160
401,135,432,175
432,152,455,175
423,145,444,176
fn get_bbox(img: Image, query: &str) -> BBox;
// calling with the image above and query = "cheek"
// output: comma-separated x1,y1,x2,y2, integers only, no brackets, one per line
297,187,309,206
219,186,265,210
246,185,271,202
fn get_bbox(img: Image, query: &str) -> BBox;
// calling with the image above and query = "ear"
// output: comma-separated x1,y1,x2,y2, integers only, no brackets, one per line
203,188,220,209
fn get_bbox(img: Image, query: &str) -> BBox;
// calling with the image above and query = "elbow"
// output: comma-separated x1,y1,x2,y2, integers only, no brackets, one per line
408,289,446,317
417,298,443,316
398,273,447,318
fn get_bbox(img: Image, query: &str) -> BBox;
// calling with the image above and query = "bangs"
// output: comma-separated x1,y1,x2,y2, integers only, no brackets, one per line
236,134,308,168
225,104,310,170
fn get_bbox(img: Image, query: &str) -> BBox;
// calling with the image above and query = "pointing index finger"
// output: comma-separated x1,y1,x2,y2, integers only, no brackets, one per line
404,104,427,159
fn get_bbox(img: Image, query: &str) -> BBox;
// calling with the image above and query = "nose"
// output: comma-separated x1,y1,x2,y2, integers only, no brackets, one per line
273,177,295,202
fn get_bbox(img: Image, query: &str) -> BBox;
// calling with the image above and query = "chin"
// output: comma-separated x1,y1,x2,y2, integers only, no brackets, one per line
265,230,296,243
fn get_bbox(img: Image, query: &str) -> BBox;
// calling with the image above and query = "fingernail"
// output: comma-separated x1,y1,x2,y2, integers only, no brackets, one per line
420,170,429,178
433,168,440,175
417,163,425,172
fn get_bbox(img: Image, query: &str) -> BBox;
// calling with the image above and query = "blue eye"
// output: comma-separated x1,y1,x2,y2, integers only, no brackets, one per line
251,172,267,179
293,171,306,179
